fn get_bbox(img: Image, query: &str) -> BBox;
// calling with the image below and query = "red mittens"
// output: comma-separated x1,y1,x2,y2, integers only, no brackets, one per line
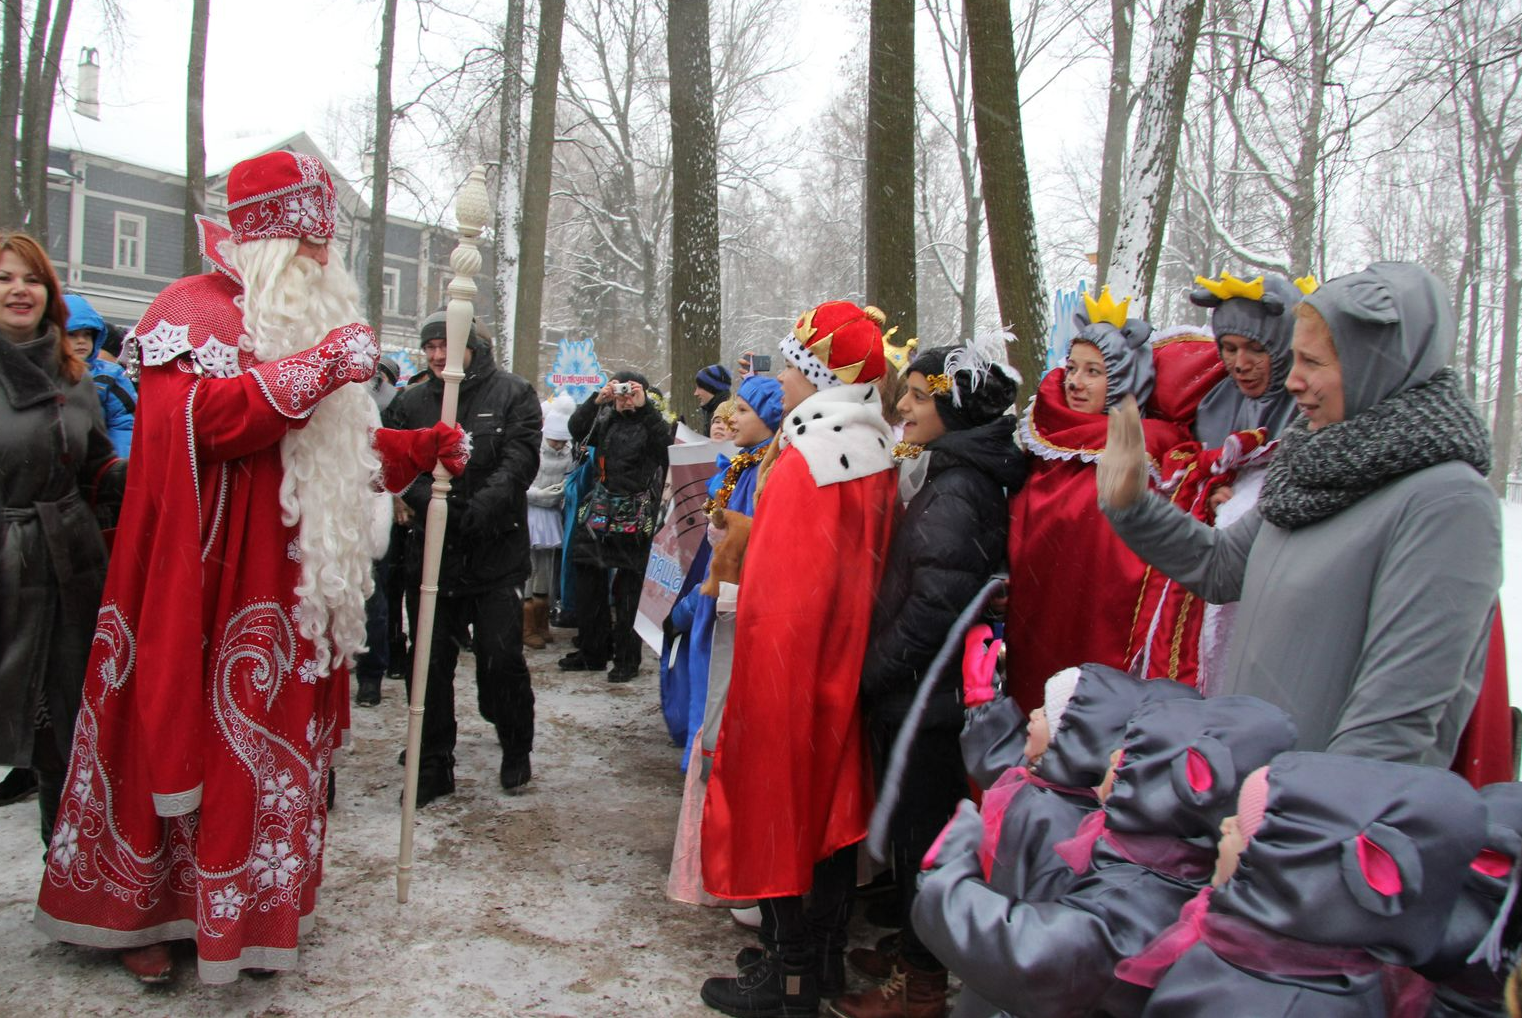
373,421,471,493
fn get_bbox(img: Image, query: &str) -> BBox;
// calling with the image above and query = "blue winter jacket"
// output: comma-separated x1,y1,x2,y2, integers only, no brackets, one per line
64,294,135,458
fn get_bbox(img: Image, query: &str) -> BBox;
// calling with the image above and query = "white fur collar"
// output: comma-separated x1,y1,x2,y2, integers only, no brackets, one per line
779,383,895,486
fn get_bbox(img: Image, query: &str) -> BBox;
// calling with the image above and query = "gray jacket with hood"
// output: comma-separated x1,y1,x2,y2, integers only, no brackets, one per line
1102,263,1500,766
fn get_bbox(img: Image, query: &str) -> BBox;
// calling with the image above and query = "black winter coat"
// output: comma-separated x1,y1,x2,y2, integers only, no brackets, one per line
566,394,669,571
860,416,1026,731
392,347,541,596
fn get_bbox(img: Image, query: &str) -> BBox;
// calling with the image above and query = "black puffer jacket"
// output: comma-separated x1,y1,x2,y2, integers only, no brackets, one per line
566,389,669,571
392,342,541,595
860,416,1026,729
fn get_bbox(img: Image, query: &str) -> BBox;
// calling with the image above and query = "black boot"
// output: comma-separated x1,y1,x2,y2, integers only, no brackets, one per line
404,758,455,808
557,650,606,672
500,756,532,792
355,678,381,707
700,952,819,1018
0,767,39,806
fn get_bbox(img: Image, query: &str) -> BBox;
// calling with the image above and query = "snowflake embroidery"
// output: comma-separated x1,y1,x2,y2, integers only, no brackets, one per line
251,838,304,890
209,883,248,920
70,764,94,801
305,718,317,746
305,813,325,858
50,820,79,870
286,540,302,563
291,604,303,625
260,769,305,814
298,659,320,685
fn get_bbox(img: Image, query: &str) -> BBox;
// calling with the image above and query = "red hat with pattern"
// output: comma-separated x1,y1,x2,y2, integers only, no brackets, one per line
781,300,889,388
226,151,337,244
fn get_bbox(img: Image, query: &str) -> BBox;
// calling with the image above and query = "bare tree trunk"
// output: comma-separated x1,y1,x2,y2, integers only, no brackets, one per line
0,0,23,228
1095,0,1133,285
965,0,1046,388
182,0,211,275
21,0,71,241
1106,0,1204,315
18,0,49,228
513,0,567,385
865,0,916,340
667,0,720,420
1492,163,1520,494
365,0,399,334
1286,0,1325,274
496,0,525,370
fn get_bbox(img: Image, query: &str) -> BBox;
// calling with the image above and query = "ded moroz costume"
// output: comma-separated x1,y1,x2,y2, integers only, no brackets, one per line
34,151,466,983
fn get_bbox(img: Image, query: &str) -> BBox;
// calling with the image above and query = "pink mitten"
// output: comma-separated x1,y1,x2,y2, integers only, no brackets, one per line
373,421,470,493
921,799,984,871
962,624,1003,708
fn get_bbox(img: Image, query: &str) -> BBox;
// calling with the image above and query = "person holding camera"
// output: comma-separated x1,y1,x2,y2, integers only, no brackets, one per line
559,370,670,682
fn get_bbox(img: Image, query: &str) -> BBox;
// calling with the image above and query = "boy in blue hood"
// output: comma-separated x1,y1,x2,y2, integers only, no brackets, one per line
64,293,136,457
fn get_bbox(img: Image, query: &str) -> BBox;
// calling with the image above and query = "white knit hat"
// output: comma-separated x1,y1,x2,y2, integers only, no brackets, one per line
1043,667,1082,732
543,393,576,441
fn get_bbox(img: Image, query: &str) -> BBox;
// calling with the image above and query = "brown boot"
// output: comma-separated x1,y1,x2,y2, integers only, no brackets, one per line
522,599,545,649
827,961,948,1018
847,930,901,980
533,595,555,644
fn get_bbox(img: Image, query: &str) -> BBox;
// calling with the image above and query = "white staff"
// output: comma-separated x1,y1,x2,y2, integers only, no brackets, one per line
398,164,490,903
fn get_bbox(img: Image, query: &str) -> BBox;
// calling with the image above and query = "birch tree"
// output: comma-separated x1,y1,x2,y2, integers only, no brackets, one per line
365,0,399,335
182,0,210,275
1106,0,1204,313
495,0,524,369
18,0,73,240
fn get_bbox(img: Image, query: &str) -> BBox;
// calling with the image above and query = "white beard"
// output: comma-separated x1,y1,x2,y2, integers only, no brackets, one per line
228,238,379,675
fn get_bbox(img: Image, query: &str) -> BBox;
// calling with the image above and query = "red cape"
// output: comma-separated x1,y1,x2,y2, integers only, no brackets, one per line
1004,369,1192,712
1452,611,1513,787
702,446,896,899
36,273,350,979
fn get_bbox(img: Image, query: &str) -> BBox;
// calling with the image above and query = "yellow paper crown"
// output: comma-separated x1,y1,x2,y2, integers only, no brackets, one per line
884,333,918,375
1293,275,1319,295
1194,272,1265,302
1083,285,1131,329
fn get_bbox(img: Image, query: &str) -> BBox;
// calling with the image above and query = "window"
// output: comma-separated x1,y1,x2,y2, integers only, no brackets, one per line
382,266,401,315
114,212,146,273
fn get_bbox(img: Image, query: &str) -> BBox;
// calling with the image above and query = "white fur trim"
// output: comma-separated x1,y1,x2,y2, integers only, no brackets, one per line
780,384,895,487
1019,395,1164,483
780,332,843,389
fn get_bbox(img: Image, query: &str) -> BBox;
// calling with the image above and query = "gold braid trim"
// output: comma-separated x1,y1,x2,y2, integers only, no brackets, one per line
892,441,925,461
703,447,767,519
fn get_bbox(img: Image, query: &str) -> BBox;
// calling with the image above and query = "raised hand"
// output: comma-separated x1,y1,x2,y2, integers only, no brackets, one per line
1096,394,1148,510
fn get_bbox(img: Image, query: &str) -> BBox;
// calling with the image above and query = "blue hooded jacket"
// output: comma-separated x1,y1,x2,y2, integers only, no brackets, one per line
64,294,135,458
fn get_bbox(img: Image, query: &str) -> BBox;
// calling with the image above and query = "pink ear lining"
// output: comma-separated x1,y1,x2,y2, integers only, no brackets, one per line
1471,848,1514,879
1184,748,1213,793
1357,833,1403,896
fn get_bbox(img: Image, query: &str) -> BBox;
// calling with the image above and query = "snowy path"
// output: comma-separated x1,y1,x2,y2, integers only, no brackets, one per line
0,642,779,1016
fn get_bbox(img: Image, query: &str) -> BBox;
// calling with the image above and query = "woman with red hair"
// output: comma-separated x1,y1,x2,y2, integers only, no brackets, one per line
0,232,123,845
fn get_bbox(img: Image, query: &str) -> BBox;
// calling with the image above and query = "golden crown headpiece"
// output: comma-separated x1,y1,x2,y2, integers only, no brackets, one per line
1193,272,1265,303
1293,275,1319,295
883,330,918,375
1083,285,1131,329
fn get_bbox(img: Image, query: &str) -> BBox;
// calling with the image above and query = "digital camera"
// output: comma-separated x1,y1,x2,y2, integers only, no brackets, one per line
612,381,635,396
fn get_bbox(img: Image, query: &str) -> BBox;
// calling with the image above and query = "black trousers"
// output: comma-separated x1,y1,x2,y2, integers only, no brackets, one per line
412,586,535,766
573,563,644,670
868,720,967,971
354,556,389,685
757,845,857,966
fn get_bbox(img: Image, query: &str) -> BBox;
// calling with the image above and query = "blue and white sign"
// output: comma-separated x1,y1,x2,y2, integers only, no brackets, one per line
545,337,608,403
1046,280,1090,372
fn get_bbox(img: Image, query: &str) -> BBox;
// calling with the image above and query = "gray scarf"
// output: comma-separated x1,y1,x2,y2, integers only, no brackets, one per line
1258,369,1491,530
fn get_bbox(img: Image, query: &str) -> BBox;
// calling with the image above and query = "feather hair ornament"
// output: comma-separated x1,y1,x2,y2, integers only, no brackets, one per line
937,329,1021,408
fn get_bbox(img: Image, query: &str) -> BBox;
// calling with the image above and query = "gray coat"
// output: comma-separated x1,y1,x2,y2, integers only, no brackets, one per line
1104,264,1500,765
0,332,121,765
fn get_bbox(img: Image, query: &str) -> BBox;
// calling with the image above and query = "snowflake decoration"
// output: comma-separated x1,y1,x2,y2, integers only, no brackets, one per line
543,337,607,404
209,882,248,920
298,659,320,684
305,718,317,746
251,838,303,890
286,540,302,563
71,764,94,802
305,813,325,858
50,820,79,870
260,769,305,814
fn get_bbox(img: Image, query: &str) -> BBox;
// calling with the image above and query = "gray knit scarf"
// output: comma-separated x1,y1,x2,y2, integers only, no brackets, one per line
1258,369,1491,530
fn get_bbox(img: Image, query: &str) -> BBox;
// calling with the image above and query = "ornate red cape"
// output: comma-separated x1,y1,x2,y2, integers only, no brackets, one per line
35,272,352,982
1004,368,1193,712
701,446,896,899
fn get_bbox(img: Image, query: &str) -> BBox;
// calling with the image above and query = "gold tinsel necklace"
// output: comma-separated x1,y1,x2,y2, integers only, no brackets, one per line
703,445,769,519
